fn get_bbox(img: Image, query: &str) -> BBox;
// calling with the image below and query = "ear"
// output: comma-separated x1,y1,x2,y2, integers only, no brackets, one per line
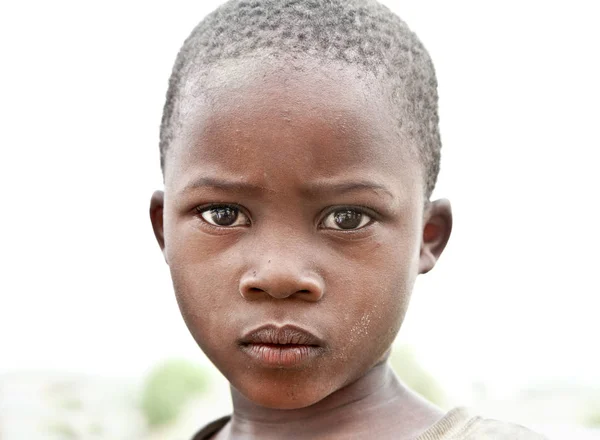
419,199,452,274
149,190,168,263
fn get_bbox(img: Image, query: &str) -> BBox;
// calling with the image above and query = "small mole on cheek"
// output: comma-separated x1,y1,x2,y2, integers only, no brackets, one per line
268,259,271,264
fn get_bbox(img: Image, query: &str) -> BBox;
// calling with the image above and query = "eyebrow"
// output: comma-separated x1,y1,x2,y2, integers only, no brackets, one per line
301,180,396,200
179,176,270,195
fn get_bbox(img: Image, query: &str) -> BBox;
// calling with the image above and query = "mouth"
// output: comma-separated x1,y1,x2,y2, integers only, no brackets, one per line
238,324,325,368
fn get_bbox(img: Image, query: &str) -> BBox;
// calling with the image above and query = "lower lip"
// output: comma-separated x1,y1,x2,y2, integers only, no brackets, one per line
240,343,322,367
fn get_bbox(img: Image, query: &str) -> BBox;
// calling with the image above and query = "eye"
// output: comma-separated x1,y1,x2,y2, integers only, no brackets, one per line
197,205,250,227
321,208,372,230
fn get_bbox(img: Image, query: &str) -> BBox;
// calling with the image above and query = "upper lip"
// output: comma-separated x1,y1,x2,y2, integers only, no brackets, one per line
239,324,323,346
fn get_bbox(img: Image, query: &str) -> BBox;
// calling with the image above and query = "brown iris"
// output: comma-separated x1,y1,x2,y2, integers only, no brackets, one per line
333,210,363,229
207,206,240,226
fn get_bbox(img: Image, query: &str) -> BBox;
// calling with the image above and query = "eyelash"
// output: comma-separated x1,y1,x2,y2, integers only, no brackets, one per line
195,204,376,231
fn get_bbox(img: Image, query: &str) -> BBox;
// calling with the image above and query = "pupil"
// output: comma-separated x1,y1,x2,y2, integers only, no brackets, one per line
211,207,238,226
334,210,362,229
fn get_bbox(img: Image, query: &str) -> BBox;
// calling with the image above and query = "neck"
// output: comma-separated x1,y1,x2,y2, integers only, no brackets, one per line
225,362,442,439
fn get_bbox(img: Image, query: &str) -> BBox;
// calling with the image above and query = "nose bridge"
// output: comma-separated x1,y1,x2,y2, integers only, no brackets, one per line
239,226,324,301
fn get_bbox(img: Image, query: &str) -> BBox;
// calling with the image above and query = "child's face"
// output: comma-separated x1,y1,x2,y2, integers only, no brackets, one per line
151,59,447,409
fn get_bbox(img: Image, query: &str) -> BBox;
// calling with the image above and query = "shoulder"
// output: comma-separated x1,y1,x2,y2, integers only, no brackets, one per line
460,417,547,439
417,408,547,440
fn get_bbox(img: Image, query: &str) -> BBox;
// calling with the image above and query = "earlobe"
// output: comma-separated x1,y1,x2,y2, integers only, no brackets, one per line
419,199,452,274
149,190,168,263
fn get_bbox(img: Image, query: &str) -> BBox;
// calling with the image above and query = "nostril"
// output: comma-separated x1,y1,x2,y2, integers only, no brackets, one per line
247,287,265,295
298,290,311,294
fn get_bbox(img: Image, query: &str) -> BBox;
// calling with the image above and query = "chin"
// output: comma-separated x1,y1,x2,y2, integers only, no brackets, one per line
234,374,332,410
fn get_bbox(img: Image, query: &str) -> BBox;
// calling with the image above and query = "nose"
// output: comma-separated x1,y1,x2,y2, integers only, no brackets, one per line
239,261,325,302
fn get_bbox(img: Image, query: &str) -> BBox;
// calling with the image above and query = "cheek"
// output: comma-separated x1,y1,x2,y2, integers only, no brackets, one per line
164,222,241,346
169,265,221,353
326,234,418,371
343,275,411,357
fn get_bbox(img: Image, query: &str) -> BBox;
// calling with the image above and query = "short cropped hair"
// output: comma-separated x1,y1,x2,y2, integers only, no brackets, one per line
160,0,441,198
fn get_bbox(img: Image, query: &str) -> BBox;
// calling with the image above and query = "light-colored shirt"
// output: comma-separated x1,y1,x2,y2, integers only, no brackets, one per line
416,407,547,440
192,407,547,439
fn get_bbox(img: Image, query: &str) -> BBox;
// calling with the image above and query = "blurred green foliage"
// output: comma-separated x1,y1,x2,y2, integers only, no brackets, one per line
584,408,600,427
46,422,78,439
140,359,208,427
60,397,83,411
390,345,446,407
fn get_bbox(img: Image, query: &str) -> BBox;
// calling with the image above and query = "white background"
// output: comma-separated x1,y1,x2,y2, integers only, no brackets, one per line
1,0,598,399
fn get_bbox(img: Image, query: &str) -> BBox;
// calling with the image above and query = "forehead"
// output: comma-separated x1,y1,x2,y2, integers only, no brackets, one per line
166,57,422,197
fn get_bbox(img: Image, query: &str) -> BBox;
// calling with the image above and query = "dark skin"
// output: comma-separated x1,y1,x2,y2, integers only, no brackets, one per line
150,58,452,439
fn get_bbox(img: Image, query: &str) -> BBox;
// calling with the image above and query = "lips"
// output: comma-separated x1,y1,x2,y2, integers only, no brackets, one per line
239,324,325,367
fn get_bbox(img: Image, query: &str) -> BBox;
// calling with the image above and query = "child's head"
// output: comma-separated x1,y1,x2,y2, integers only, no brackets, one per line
150,0,451,410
